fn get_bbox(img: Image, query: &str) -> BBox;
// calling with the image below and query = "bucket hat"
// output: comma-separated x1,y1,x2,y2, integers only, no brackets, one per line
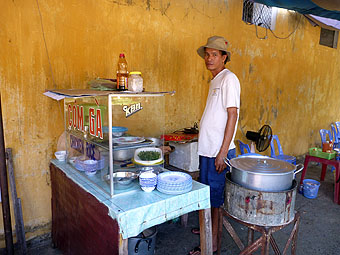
197,36,231,62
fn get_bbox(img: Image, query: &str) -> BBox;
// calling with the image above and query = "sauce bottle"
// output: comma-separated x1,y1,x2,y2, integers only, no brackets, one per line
116,53,128,90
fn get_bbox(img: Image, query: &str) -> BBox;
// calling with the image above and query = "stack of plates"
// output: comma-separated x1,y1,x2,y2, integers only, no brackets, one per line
157,172,192,195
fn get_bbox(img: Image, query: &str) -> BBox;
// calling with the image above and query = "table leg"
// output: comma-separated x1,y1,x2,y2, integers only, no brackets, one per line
291,212,301,255
217,208,223,255
199,208,213,255
181,213,189,227
261,230,270,255
321,163,327,181
335,164,340,204
119,234,128,255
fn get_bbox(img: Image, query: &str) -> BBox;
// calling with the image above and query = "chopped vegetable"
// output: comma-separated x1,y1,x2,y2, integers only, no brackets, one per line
138,151,161,161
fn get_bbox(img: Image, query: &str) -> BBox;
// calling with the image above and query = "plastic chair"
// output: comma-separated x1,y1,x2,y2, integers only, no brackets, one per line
237,140,250,155
331,124,339,148
319,129,333,145
335,121,340,139
270,135,296,165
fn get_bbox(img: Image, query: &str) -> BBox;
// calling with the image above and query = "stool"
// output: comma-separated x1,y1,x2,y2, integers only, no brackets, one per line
301,155,340,204
217,209,301,255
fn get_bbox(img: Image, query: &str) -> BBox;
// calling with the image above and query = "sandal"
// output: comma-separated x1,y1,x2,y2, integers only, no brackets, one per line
188,246,200,255
188,246,218,255
191,227,200,235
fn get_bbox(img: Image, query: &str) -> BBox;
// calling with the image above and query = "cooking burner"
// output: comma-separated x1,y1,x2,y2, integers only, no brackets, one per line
224,173,297,227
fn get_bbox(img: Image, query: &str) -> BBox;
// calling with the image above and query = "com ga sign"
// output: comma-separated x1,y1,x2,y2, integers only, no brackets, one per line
67,104,103,139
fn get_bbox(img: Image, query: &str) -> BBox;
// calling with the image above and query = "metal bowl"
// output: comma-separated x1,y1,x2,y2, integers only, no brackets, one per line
145,137,164,147
104,171,138,186
113,148,136,161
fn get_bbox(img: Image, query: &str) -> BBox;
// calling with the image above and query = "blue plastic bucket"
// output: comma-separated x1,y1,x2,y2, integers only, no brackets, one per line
303,179,321,199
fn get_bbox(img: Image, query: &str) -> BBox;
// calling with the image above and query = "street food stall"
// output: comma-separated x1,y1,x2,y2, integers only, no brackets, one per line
46,89,213,255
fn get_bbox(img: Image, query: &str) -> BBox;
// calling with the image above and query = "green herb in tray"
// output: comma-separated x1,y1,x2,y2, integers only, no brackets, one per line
138,151,161,161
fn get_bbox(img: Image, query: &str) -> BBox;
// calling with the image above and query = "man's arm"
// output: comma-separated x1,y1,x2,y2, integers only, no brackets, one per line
215,107,238,173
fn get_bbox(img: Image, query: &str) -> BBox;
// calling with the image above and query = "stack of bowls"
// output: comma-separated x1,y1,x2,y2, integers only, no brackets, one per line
82,160,98,176
55,151,68,161
139,171,157,192
74,159,99,176
157,172,192,195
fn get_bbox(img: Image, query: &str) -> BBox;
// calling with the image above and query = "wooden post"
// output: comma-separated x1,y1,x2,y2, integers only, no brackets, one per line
119,234,128,255
0,94,14,254
199,208,213,255
6,148,27,254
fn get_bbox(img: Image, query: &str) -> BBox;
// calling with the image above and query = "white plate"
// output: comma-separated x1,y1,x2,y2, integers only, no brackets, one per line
157,184,192,195
157,171,191,185
113,136,145,145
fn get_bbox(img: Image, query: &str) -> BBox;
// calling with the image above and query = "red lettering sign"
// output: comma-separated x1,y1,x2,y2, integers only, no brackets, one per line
72,105,77,129
77,105,84,132
68,104,72,128
89,108,95,136
96,109,103,139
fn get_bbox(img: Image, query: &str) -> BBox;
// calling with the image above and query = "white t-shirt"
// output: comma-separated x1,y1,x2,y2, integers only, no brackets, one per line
198,69,240,157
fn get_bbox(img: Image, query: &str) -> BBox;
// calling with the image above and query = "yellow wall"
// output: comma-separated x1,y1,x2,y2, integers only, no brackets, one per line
0,0,339,245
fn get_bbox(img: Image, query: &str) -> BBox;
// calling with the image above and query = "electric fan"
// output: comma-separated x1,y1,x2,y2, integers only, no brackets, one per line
246,125,273,153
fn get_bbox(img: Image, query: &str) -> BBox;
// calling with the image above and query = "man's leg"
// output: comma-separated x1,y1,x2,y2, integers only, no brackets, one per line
212,207,220,251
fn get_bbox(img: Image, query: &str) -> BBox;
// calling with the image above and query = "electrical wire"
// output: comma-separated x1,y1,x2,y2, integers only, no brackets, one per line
35,0,57,89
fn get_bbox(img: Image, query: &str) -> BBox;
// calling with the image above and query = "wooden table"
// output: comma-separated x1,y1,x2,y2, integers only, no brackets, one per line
50,161,213,255
301,155,340,204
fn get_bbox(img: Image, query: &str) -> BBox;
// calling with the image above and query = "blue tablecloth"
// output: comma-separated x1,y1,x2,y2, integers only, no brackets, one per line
51,160,210,239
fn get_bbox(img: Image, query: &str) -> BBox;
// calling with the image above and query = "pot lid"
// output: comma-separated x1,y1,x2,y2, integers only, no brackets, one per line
229,156,295,174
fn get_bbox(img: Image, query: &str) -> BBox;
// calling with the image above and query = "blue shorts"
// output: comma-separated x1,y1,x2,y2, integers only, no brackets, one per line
199,149,236,208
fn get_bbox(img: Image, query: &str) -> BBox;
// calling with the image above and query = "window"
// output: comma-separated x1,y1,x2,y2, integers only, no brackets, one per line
319,28,339,49
242,0,277,30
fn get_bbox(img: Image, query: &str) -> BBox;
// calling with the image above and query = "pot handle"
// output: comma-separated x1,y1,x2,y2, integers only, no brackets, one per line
294,163,304,176
223,158,232,170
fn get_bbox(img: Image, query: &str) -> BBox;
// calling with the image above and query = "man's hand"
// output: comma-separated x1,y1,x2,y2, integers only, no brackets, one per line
215,151,228,173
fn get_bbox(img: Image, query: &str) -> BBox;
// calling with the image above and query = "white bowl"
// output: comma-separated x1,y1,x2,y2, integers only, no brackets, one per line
55,151,67,161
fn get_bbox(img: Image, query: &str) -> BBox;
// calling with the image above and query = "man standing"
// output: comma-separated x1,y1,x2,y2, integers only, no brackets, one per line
189,36,240,255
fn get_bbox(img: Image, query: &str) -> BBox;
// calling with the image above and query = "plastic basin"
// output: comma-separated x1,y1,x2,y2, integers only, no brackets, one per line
303,179,320,199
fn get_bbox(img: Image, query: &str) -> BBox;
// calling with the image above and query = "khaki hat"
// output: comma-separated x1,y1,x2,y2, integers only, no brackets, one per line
197,36,231,62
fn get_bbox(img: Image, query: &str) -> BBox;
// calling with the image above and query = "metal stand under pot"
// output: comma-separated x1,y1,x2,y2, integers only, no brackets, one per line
217,174,301,255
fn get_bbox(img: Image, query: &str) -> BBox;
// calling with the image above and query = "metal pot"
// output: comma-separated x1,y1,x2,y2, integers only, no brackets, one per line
224,155,303,192
113,147,136,161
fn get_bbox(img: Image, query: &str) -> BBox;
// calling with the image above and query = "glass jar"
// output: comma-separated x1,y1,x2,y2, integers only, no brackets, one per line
128,71,143,92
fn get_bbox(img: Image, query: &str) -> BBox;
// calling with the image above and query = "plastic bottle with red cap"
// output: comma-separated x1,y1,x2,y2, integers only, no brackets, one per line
116,53,128,90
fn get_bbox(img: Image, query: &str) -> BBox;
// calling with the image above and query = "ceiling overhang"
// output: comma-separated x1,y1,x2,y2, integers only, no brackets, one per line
253,0,340,21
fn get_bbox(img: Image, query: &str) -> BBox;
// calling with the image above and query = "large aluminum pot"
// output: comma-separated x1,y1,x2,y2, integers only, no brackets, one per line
224,155,303,192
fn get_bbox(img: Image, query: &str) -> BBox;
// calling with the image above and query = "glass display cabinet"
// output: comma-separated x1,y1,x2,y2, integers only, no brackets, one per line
64,92,174,197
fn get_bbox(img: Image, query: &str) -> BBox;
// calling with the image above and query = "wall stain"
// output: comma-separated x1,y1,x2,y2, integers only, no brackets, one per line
271,106,278,119
249,64,253,74
259,101,265,121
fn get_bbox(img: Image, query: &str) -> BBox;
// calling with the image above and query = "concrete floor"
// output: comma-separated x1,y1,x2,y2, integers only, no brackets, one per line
8,160,340,255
